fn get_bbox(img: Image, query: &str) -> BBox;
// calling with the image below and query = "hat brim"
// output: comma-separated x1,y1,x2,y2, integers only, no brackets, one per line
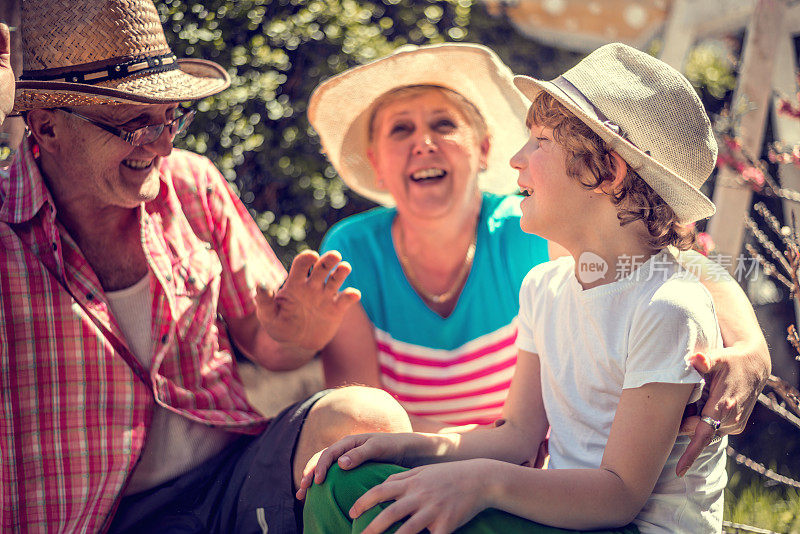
513,75,716,224
12,58,230,114
308,43,530,206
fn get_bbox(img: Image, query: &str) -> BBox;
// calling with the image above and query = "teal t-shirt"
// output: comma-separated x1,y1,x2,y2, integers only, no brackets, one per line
321,193,549,424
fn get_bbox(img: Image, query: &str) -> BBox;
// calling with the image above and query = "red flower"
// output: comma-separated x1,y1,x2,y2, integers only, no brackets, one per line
723,136,742,152
741,166,765,190
695,232,715,257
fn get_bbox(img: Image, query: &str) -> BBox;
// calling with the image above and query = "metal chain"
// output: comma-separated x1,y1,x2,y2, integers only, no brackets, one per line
758,393,800,432
722,520,783,534
727,446,800,489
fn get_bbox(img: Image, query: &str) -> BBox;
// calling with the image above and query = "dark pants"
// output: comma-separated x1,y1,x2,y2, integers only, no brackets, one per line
304,463,641,534
109,390,329,534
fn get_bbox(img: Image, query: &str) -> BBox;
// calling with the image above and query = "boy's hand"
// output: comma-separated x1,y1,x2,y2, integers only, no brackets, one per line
296,432,407,501
295,432,445,501
351,459,491,534
0,23,14,124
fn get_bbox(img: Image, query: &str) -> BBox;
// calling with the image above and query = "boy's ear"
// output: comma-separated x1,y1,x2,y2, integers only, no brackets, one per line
595,151,628,195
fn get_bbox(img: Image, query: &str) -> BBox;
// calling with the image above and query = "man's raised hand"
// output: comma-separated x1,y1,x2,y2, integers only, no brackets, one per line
256,250,360,353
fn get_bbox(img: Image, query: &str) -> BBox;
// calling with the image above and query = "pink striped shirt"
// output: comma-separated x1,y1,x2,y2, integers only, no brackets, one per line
0,138,285,532
376,323,518,426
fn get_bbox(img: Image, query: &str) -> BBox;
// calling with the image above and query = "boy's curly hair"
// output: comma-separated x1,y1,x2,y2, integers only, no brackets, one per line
527,91,696,251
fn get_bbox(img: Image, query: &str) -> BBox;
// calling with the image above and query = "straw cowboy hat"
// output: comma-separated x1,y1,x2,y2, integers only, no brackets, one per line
308,43,530,206
514,42,717,224
13,0,230,114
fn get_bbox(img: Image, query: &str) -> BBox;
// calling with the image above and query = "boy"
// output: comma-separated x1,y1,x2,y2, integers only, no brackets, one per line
299,43,726,534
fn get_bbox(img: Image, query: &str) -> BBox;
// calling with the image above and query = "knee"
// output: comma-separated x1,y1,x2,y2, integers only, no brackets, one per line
307,463,357,509
308,463,399,512
309,386,412,441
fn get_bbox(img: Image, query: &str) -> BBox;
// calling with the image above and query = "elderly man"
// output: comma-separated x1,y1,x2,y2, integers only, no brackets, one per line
0,2,409,533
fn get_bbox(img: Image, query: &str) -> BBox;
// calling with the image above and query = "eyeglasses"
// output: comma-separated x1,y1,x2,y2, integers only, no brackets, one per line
58,108,195,147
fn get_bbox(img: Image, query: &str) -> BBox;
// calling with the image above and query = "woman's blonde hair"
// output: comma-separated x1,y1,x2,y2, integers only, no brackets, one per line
367,85,488,144
527,91,696,251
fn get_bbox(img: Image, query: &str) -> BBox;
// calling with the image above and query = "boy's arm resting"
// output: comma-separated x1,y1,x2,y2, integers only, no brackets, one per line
486,382,695,530
674,250,770,470
339,357,691,532
300,350,549,530
296,349,548,500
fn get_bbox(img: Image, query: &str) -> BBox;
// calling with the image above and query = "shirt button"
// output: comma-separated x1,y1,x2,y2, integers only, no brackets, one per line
161,334,168,344
86,293,94,301
187,276,196,285
51,243,57,251
165,274,172,282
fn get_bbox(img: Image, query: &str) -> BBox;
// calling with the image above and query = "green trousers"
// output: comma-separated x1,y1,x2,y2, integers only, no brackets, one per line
303,462,640,534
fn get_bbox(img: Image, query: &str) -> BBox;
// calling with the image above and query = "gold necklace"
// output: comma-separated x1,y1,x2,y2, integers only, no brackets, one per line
396,224,477,304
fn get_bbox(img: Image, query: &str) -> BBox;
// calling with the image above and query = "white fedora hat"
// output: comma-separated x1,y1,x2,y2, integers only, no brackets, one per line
308,43,529,206
514,43,717,224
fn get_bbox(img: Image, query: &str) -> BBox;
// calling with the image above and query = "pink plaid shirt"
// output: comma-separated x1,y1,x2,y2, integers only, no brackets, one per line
0,137,287,533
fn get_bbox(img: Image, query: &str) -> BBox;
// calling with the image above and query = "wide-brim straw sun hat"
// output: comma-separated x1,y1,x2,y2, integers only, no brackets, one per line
308,43,530,206
12,0,230,114
514,42,717,224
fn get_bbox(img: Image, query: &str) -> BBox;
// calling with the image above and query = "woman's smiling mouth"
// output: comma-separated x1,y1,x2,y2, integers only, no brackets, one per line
410,168,447,182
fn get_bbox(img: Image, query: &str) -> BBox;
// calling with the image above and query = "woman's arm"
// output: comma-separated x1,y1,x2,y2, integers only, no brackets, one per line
320,302,383,388
674,250,770,473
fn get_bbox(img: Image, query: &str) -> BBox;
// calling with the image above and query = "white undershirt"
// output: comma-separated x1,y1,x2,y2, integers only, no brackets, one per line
105,274,236,495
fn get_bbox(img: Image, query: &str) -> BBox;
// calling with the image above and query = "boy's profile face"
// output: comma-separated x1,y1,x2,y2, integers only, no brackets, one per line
510,122,597,239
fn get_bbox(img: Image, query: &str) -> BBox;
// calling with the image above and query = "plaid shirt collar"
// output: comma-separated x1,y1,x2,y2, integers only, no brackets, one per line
0,136,53,224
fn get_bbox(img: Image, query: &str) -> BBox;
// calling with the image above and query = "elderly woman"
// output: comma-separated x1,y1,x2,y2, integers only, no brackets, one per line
308,44,769,459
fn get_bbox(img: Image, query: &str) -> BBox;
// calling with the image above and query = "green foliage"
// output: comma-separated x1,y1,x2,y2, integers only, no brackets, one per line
724,470,800,533
157,0,578,265
684,39,737,103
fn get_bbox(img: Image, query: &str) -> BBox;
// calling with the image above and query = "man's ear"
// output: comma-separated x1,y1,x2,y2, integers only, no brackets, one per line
26,109,61,154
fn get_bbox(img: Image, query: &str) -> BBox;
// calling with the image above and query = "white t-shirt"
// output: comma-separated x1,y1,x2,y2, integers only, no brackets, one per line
105,274,237,495
516,249,727,534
